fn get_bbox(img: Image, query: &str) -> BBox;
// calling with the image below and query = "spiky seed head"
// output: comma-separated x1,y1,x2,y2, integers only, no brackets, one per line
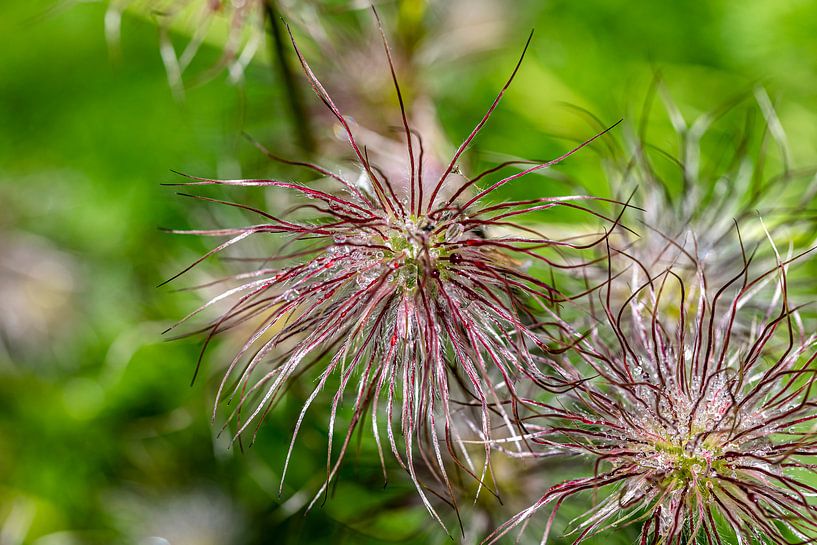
164,17,620,530
486,241,817,544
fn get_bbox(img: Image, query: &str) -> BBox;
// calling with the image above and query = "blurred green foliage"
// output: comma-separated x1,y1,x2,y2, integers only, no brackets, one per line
2,0,817,544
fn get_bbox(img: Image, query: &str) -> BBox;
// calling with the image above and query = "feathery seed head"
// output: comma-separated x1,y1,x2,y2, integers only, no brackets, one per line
487,241,817,544
596,84,816,315
165,15,620,530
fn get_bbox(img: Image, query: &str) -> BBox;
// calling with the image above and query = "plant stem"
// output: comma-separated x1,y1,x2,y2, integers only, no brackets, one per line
264,0,315,154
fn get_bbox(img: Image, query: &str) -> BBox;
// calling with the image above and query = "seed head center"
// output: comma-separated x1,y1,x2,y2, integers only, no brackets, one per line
380,217,464,290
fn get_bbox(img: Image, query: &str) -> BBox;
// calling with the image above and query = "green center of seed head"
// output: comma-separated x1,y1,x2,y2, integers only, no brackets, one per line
652,437,727,490
383,217,456,292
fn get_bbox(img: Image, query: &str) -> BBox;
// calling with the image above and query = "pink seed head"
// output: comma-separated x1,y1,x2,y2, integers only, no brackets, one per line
163,13,622,531
486,238,817,544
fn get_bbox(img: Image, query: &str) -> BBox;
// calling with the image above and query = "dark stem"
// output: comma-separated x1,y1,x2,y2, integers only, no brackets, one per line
264,0,315,154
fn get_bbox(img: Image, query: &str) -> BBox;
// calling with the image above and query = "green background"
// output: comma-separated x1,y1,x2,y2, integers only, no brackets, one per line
2,0,817,543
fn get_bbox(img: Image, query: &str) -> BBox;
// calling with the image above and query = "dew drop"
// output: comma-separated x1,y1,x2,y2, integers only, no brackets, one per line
445,223,464,242
284,289,299,302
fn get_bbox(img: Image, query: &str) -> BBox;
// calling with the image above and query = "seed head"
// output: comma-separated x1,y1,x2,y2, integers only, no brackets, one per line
487,241,817,544
105,0,266,94
597,83,815,312
164,17,620,527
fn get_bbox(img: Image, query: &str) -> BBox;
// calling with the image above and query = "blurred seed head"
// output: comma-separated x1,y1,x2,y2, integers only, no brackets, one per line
106,0,265,94
595,83,817,315
105,0,513,105
283,0,512,135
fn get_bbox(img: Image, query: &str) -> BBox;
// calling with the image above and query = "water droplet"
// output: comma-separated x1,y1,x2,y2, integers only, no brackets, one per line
445,223,464,242
284,289,299,302
333,234,347,243
357,272,376,288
